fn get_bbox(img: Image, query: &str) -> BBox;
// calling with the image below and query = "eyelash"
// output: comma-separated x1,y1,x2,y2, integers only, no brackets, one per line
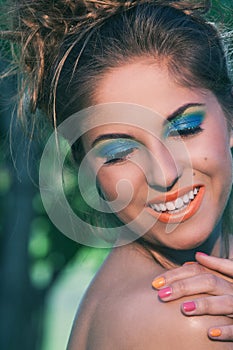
166,125,203,138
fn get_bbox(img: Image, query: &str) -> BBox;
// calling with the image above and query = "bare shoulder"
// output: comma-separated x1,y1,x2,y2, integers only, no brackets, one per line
68,244,233,350
87,286,233,350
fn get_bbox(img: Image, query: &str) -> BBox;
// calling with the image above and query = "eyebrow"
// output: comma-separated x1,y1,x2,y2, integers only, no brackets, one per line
92,133,136,147
91,103,205,147
166,103,205,123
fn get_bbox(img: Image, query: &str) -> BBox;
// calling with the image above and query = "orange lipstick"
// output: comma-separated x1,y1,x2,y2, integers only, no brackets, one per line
147,186,205,224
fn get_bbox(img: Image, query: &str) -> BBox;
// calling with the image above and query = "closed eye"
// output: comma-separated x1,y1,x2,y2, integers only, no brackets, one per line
93,138,141,165
163,110,205,139
104,148,138,164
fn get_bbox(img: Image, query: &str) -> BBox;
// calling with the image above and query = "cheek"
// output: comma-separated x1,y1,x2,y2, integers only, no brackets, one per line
189,131,232,206
208,119,232,164
97,164,147,203
189,128,232,175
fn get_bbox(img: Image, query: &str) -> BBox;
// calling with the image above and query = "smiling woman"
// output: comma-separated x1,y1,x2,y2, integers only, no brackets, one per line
82,64,232,256
1,0,233,349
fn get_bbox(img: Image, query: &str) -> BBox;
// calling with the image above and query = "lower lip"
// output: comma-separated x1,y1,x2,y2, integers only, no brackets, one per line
147,186,205,224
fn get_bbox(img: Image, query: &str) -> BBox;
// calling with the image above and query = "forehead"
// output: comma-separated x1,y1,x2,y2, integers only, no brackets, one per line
79,61,224,149
94,61,208,116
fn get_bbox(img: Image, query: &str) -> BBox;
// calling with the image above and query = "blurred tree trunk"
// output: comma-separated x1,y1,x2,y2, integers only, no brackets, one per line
0,56,80,350
0,59,44,350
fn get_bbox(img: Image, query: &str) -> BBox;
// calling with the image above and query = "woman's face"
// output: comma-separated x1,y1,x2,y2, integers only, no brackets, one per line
82,61,233,250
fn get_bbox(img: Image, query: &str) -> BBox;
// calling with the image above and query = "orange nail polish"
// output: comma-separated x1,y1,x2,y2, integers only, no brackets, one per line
183,261,196,266
209,329,222,337
152,277,165,289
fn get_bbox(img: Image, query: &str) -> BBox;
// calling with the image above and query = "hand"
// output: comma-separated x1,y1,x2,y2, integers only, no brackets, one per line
152,252,233,341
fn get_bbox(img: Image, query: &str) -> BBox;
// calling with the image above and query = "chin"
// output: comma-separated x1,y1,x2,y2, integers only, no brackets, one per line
147,222,217,251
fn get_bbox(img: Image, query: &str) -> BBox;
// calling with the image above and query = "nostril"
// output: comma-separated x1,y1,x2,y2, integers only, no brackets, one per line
149,175,181,192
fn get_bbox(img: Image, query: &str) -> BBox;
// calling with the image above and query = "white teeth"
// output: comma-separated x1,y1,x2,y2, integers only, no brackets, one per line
175,198,184,209
149,187,200,213
193,188,198,195
159,203,167,211
189,190,194,200
152,204,161,212
166,201,176,211
183,194,189,204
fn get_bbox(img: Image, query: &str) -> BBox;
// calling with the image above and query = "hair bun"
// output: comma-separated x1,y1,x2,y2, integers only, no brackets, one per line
1,0,210,115
13,0,210,38
5,0,210,49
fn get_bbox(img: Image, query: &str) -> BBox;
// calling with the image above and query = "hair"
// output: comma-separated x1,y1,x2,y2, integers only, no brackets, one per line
1,0,233,267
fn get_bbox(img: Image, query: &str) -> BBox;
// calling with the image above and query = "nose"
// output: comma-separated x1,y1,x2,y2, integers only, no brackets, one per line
145,141,182,192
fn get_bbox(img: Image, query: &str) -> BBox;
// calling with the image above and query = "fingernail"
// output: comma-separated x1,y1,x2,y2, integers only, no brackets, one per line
182,301,196,312
209,328,222,337
183,261,196,266
196,252,208,257
152,277,165,289
158,287,172,299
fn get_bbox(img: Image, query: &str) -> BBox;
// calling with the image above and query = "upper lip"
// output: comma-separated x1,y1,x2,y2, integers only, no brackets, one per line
147,184,204,205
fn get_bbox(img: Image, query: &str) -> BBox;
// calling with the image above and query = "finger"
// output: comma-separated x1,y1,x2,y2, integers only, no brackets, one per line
157,273,233,301
196,252,233,280
152,262,207,289
208,325,233,341
181,295,233,316
152,260,233,291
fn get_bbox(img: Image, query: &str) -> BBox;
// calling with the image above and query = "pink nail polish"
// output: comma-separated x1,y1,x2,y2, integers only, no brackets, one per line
196,251,208,257
182,301,196,312
158,287,172,299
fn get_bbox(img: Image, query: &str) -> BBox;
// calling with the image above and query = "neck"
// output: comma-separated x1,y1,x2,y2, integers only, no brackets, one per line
156,221,222,265
137,221,223,266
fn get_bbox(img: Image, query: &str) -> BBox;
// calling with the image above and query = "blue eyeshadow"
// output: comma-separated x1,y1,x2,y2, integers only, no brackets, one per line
93,138,140,162
164,111,205,138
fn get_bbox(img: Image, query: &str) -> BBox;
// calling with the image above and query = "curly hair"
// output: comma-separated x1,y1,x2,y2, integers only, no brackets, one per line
1,0,213,118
